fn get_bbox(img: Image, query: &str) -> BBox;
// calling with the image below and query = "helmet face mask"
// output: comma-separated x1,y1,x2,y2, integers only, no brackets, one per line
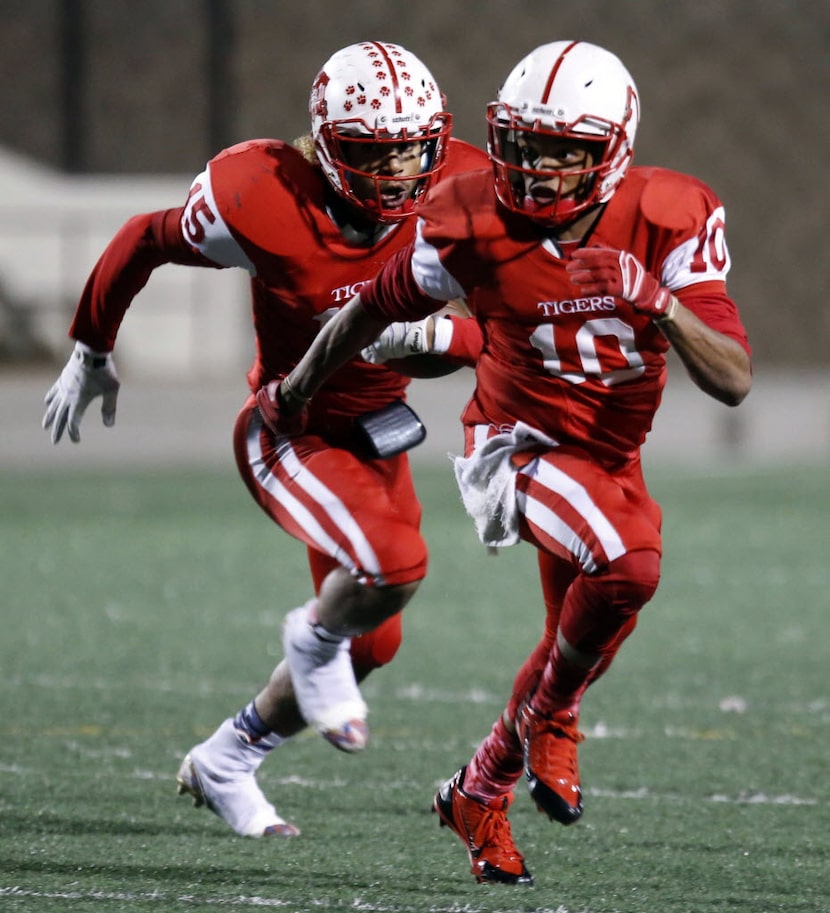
489,117,611,225
310,42,452,223
487,41,640,228
318,120,447,221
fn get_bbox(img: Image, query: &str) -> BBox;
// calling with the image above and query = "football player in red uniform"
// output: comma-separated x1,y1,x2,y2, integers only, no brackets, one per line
263,40,752,883
42,42,488,838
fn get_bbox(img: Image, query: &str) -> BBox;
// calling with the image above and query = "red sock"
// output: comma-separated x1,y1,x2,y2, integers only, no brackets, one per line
531,639,595,716
465,716,523,802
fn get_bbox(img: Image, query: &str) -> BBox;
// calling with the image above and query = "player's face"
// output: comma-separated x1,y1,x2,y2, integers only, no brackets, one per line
342,141,426,210
516,135,597,205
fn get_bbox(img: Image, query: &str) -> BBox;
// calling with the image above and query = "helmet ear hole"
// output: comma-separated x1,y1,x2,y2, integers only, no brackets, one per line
419,140,435,173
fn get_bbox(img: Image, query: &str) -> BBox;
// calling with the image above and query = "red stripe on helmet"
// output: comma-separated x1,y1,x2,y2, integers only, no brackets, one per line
368,41,403,114
540,40,580,105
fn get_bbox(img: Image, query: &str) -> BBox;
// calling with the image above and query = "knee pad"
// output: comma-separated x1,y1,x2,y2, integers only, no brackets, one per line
602,549,661,610
558,548,660,655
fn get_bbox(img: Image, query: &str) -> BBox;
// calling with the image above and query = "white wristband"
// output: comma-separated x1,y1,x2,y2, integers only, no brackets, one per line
74,340,111,369
431,317,455,355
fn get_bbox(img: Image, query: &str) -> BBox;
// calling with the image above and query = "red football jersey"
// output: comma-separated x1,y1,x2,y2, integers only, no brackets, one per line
380,165,750,466
181,137,487,432
69,137,489,437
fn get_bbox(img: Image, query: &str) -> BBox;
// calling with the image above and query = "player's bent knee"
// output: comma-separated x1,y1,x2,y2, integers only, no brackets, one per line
368,526,428,588
604,549,661,609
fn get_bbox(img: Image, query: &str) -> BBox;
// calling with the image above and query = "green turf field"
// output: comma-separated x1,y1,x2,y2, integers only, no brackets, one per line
1,464,828,912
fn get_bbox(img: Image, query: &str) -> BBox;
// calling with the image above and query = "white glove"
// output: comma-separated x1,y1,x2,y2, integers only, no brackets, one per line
361,317,434,364
42,341,120,444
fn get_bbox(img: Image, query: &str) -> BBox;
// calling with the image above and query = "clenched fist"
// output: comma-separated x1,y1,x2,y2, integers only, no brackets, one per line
255,379,309,436
567,247,676,321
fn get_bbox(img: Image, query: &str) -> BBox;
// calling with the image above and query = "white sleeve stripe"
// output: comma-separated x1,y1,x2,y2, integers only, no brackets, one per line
660,206,731,290
181,167,257,275
410,219,465,301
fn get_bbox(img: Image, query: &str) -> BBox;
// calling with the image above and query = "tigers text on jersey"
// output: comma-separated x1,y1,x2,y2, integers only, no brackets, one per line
405,165,750,466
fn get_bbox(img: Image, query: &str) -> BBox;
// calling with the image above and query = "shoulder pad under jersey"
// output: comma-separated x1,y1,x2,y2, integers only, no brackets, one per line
207,139,327,249
632,166,723,233
442,137,490,178
420,168,503,242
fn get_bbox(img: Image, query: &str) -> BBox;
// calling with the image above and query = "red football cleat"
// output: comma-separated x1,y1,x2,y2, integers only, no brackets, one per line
516,703,585,824
433,767,533,886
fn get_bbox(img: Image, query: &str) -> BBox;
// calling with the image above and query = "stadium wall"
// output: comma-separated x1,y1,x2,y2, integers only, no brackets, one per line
0,0,827,366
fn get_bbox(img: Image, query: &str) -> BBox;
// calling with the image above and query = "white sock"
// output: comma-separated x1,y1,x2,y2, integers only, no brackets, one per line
193,718,286,778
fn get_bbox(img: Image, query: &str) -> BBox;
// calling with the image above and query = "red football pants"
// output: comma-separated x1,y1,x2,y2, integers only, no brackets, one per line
463,428,662,717
234,396,428,672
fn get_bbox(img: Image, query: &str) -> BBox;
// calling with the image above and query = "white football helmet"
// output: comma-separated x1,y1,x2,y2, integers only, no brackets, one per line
310,42,452,222
487,40,640,227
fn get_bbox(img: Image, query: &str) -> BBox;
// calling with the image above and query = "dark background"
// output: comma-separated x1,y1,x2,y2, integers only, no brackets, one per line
1,0,828,366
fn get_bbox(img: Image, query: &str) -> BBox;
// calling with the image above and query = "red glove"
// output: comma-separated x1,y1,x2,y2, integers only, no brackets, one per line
255,379,309,436
566,247,675,320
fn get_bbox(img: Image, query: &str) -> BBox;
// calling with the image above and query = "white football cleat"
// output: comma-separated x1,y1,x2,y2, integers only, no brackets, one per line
282,605,368,752
176,726,299,838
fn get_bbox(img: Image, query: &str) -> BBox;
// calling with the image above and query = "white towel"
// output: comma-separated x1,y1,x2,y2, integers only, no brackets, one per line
452,422,557,548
